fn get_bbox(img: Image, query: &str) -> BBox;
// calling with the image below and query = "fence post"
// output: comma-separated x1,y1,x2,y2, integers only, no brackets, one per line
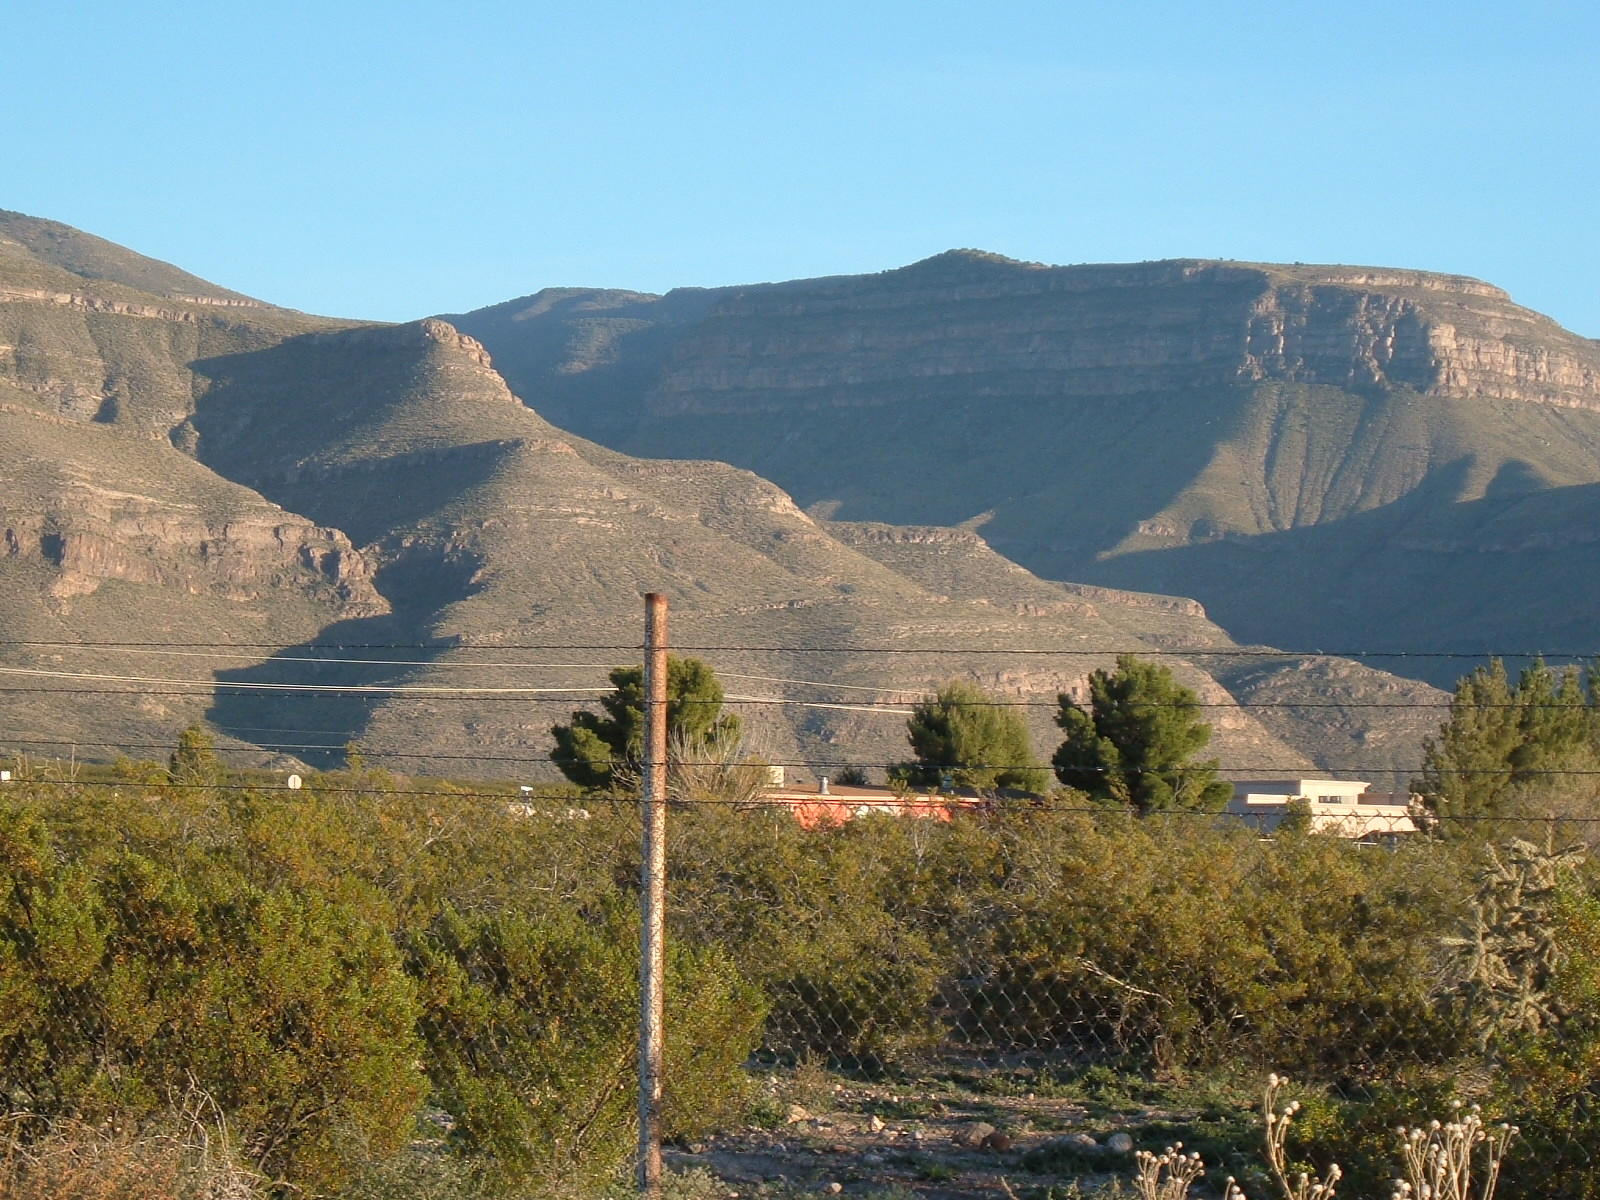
638,592,668,1196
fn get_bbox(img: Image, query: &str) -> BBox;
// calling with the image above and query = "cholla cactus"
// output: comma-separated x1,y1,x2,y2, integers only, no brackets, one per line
1263,1074,1341,1200
1132,1142,1207,1200
1390,1103,1517,1200
1444,838,1586,1050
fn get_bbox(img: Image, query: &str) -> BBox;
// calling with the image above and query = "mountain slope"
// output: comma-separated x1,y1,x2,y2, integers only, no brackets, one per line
178,316,1334,778
0,215,384,753
0,213,1442,779
0,209,264,306
450,253,1600,679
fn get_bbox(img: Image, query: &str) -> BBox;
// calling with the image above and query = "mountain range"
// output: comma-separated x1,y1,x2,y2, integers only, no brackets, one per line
17,209,1592,782
448,251,1600,683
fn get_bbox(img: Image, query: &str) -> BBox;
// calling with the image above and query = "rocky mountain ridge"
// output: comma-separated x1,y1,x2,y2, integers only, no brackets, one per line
0,212,1455,776
457,252,1600,421
451,250,1600,679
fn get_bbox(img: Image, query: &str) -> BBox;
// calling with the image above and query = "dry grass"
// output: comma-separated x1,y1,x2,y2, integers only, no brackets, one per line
0,1104,262,1200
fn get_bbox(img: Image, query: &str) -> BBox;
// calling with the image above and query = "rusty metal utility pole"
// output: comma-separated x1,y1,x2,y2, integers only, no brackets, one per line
637,592,668,1197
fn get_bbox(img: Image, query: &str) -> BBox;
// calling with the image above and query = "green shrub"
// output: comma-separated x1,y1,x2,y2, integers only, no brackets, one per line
0,795,426,1193
408,901,762,1190
952,812,1463,1071
7,771,1599,1195
1485,886,1600,1198
666,809,954,1067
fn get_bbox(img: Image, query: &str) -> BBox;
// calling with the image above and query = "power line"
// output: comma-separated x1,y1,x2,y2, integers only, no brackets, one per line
2,647,927,696
206,723,370,738
0,640,630,651
663,647,1582,660
0,665,614,696
0,639,1590,659
12,645,624,671
0,737,1565,775
0,683,1579,711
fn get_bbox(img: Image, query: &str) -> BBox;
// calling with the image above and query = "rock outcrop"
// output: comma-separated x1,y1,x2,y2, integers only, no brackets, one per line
451,251,1600,680
637,255,1600,414
0,214,1480,775
2,504,380,611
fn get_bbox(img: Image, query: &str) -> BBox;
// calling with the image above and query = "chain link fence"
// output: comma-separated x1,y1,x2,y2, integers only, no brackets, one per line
668,802,1599,1198
0,774,1596,1197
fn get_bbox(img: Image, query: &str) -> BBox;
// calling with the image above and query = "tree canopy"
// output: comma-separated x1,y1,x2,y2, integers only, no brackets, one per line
1415,658,1599,828
896,679,1051,794
1051,655,1231,815
550,656,741,792
168,724,222,786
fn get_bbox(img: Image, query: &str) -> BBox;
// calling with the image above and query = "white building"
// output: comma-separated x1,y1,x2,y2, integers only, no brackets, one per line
1228,778,1417,839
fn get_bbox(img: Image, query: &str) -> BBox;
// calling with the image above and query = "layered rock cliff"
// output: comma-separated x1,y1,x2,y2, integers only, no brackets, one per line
642,254,1600,411
452,251,1600,679
0,213,1490,773
455,253,1600,427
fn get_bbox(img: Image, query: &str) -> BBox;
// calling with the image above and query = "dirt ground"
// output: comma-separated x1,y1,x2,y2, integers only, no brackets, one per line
661,1065,1212,1200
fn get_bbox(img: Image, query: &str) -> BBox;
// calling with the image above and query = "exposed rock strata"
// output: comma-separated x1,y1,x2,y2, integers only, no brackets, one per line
0,216,1480,774
636,256,1600,414
451,251,1600,680
2,505,380,610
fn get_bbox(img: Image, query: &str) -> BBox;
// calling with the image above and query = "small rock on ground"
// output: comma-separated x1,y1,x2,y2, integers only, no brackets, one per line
951,1121,998,1148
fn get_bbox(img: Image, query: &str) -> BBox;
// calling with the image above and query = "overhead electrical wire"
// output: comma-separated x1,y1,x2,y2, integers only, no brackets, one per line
0,683,1581,711
0,665,614,696
0,733,1591,777
8,646,626,670
0,638,1590,660
0,646,928,694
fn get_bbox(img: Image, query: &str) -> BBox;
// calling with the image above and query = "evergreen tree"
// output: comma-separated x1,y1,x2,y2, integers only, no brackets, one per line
167,724,222,786
1415,658,1598,827
551,656,740,792
897,679,1051,793
1051,655,1232,815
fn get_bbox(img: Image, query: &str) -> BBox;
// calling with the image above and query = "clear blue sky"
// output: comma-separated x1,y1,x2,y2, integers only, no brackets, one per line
8,1,1598,332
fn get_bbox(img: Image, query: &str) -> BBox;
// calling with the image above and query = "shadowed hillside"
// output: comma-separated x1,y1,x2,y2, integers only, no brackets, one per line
450,252,1600,676
179,317,1346,778
0,213,1449,777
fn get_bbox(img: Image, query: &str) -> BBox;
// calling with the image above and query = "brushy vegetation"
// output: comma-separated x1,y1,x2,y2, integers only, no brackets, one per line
1,760,1599,1197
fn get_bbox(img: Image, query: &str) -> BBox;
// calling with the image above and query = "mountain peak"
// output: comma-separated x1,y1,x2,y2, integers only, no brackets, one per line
890,248,1043,278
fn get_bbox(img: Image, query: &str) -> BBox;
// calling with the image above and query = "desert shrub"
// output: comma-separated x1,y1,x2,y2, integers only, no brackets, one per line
758,915,943,1067
1227,855,1600,1200
1481,885,1600,1198
665,803,1475,1073
952,811,1466,1071
0,1105,264,1200
10,772,1600,1193
666,809,957,1067
0,794,426,1193
407,901,762,1191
